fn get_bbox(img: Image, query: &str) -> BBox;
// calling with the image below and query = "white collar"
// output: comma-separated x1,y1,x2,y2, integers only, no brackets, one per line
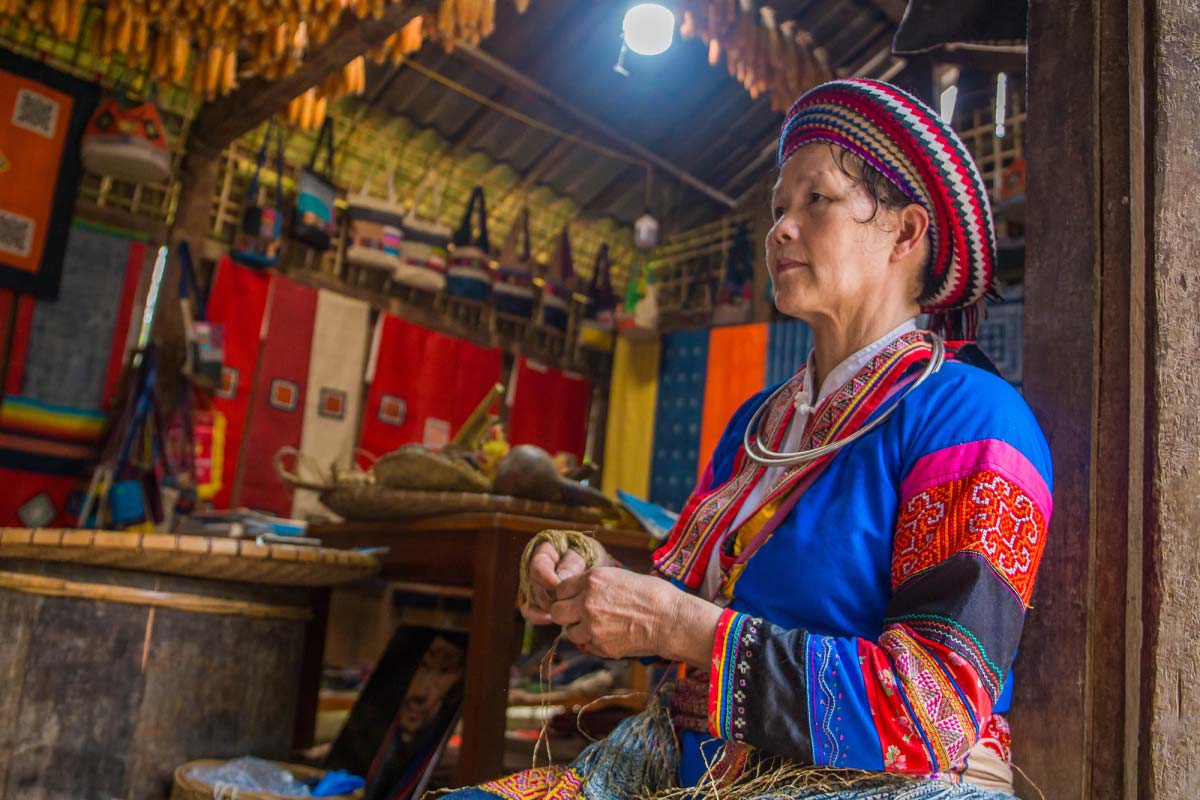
795,318,919,414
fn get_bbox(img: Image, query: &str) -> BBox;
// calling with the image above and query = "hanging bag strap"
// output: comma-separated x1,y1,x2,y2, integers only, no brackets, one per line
245,121,272,204
308,116,335,179
453,185,490,251
588,243,616,309
501,206,532,266
358,152,386,195
407,155,446,223
272,122,284,212
177,240,208,320
552,226,574,286
384,150,399,205
588,244,611,294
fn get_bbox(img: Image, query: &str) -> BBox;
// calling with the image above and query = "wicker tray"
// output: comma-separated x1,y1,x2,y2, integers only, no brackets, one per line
319,485,604,523
0,529,380,587
170,759,361,800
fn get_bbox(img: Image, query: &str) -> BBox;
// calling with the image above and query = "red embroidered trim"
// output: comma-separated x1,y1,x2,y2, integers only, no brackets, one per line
707,608,742,738
892,468,1047,604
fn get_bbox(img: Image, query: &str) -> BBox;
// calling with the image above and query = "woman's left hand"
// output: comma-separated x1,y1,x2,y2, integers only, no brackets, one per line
549,567,680,659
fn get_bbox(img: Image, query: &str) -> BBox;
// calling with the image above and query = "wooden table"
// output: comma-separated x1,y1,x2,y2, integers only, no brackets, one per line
307,512,655,786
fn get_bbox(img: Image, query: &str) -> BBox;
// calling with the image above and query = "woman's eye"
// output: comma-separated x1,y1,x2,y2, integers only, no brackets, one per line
772,207,786,221
810,192,825,204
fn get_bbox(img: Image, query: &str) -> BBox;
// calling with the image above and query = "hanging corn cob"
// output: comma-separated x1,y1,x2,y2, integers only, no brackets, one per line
678,0,833,112
1,0,534,105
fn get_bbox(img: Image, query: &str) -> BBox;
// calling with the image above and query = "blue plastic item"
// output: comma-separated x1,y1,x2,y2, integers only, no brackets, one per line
311,770,365,797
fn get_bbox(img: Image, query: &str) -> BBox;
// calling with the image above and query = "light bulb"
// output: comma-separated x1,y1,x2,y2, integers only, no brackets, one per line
623,4,675,57
634,211,659,250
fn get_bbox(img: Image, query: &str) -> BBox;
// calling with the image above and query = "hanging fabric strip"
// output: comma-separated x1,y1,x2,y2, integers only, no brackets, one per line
508,357,592,463
292,290,371,520
766,319,813,388
698,323,768,479
236,275,319,515
207,258,272,510
360,314,502,455
601,335,662,501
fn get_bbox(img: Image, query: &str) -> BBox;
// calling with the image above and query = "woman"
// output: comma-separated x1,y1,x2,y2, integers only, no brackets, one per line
475,79,1050,800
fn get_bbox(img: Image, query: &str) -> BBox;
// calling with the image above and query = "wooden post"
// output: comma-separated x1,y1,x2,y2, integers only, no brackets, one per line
1023,0,1200,795
151,149,222,376
1139,0,1200,793
1021,0,1136,796
457,525,521,785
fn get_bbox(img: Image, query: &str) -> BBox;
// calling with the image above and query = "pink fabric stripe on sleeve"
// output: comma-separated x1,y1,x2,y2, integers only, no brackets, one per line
900,439,1052,520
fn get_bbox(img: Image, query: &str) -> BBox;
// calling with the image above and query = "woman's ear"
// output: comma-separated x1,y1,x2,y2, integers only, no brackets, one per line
893,203,930,263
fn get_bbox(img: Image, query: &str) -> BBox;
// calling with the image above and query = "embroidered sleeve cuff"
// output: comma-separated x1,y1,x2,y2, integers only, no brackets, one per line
707,609,755,740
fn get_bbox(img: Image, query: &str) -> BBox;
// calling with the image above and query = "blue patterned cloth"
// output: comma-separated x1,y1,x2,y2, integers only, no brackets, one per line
649,329,710,511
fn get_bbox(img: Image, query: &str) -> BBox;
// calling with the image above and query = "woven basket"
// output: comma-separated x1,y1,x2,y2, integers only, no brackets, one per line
275,447,377,492
0,528,380,587
319,485,603,523
372,445,491,493
170,759,361,800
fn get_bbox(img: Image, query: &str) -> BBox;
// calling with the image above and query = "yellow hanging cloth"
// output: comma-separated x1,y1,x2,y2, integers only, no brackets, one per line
601,335,662,499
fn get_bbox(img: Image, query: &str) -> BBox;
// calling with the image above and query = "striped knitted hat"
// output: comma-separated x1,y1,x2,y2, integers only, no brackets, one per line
778,78,996,338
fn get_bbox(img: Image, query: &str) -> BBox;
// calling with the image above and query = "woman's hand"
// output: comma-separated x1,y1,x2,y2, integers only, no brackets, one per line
549,567,723,667
519,541,602,625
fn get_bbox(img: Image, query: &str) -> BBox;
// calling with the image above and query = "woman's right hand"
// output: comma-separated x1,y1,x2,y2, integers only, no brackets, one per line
520,542,598,625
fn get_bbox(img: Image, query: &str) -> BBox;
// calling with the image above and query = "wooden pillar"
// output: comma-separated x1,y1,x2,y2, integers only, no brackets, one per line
155,147,222,371
1023,0,1200,796
1021,0,1137,796
1140,0,1200,794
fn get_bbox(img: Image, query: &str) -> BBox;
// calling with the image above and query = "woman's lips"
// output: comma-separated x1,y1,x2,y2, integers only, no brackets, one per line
774,258,807,275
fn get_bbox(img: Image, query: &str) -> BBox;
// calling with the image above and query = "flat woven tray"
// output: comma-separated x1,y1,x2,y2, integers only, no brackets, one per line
0,528,379,587
319,485,604,524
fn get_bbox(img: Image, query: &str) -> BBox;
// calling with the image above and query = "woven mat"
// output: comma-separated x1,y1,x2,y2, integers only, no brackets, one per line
0,528,379,587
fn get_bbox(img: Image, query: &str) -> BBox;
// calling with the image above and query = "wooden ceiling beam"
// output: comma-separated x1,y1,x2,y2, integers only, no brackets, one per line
863,0,907,24
189,0,433,153
453,44,737,208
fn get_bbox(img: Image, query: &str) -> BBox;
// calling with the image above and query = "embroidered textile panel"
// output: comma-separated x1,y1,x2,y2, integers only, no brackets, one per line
649,329,709,511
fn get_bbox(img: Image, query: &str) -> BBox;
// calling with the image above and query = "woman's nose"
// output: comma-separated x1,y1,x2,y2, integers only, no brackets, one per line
771,215,799,244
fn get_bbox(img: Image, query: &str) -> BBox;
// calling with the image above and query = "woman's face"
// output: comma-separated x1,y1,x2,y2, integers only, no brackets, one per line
766,143,920,323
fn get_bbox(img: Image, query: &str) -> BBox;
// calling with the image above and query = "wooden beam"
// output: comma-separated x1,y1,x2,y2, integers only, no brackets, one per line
189,1,433,152
579,85,746,219
864,0,907,24
453,45,737,208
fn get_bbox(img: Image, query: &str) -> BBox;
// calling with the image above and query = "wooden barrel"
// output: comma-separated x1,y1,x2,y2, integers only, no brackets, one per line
0,529,378,800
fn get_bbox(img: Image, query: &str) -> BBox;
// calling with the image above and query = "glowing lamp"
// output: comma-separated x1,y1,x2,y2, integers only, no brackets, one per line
623,4,675,57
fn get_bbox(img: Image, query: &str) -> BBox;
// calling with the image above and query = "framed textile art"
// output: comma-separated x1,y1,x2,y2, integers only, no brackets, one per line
0,50,99,299
326,626,467,800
